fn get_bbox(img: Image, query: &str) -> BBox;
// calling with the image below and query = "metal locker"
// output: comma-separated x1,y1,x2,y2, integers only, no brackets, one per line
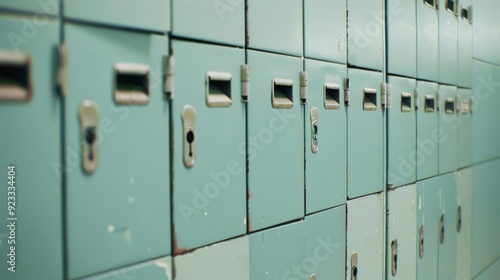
304,0,346,63
416,0,439,82
172,0,244,46
0,0,59,15
438,85,458,174
472,0,500,66
304,59,346,214
416,177,440,280
438,173,458,280
347,68,384,199
249,221,305,280
247,50,304,231
457,88,472,168
65,24,170,278
456,168,472,280
457,0,473,88
247,0,302,56
438,0,458,85
171,40,246,252
387,0,416,77
474,259,500,280
83,257,172,280
346,193,384,280
387,76,416,188
387,185,417,280
65,0,170,33
347,0,384,71
416,81,439,180
0,15,62,280
175,237,249,280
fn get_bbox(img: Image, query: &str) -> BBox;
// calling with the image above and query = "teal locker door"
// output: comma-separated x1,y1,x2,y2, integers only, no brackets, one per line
387,76,416,188
65,24,171,278
249,222,305,280
83,257,172,280
247,50,304,231
0,0,59,15
438,173,458,280
438,85,458,174
172,40,246,252
304,0,346,63
387,0,416,77
247,0,302,56
65,0,170,33
387,185,417,280
175,237,249,280
457,0,473,88
438,0,458,85
346,193,384,280
172,0,244,46
457,168,472,280
347,0,384,71
416,0,439,81
416,177,440,280
347,68,384,199
416,81,439,180
457,88,472,169
305,206,346,280
0,15,62,280
304,59,346,214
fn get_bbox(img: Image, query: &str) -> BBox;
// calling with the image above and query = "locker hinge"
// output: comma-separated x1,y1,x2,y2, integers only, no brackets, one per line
241,64,250,103
344,78,350,106
300,71,308,104
414,88,419,110
164,53,174,100
381,82,392,109
56,44,67,97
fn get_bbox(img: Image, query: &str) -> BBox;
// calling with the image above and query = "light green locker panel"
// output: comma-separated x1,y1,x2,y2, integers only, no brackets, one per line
387,185,417,280
474,257,500,280
472,159,500,278
0,0,59,15
387,76,416,188
387,0,416,77
457,88,472,168
438,172,458,280
416,81,439,180
175,237,249,280
457,168,472,280
347,68,384,199
249,221,305,280
172,0,244,46
65,24,170,278
304,0,346,63
65,0,170,33
457,0,473,88
438,85,458,174
247,50,304,231
171,40,246,252
472,0,500,66
472,60,500,164
347,0,384,71
83,257,172,280
346,193,384,280
305,206,346,280
0,15,62,280
416,0,439,82
247,0,302,56
416,177,440,280
438,0,458,85
304,59,346,214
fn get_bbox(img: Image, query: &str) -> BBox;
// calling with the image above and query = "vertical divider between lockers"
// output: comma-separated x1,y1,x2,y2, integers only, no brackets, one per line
302,0,306,217
244,0,249,234
382,0,388,279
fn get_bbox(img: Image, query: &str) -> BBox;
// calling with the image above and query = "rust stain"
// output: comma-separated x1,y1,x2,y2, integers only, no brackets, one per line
247,214,252,232
172,224,189,255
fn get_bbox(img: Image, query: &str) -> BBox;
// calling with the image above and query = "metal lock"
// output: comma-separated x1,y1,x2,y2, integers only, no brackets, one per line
310,107,319,154
457,206,462,233
391,239,398,276
440,214,445,244
351,252,358,280
419,225,424,258
182,105,196,168
79,101,99,173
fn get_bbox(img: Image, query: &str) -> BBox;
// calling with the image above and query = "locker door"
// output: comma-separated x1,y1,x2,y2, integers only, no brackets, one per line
416,81,439,180
65,24,170,278
416,0,439,81
438,85,458,174
387,0,416,77
83,257,172,280
438,173,458,280
457,168,472,280
0,0,59,15
438,0,459,85
172,40,246,252
304,59,346,214
457,88,472,169
457,0,473,88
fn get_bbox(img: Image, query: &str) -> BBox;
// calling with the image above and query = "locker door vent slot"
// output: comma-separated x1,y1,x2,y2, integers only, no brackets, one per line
272,78,294,109
401,92,412,113
0,51,31,102
445,98,455,114
114,63,149,105
424,95,435,113
206,71,232,107
363,88,377,111
324,83,340,110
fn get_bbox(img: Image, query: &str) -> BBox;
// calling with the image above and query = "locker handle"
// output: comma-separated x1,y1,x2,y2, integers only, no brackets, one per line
0,51,32,102
391,240,398,276
79,101,99,174
324,83,340,110
114,63,150,105
206,71,232,107
444,98,455,114
401,92,412,113
351,252,358,280
423,0,436,8
419,225,425,258
446,0,458,15
272,78,294,109
310,107,319,154
424,95,435,113
440,214,445,244
363,88,377,111
182,105,196,168
457,206,462,233
461,6,472,23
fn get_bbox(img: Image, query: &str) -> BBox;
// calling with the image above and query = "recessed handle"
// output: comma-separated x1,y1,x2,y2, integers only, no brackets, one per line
461,6,472,23
272,78,294,109
419,225,424,258
324,83,341,110
182,105,196,168
440,214,445,244
423,0,436,8
351,252,358,280
445,98,455,114
206,71,232,107
446,0,458,15
363,88,377,111
0,51,32,102
401,92,412,113
310,107,319,154
424,95,435,113
457,206,462,233
79,101,99,174
114,63,149,105
391,240,398,276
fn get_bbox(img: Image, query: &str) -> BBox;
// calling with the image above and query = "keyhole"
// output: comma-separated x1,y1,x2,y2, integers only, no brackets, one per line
186,130,194,157
393,254,397,270
313,124,318,134
85,127,97,161
352,266,358,278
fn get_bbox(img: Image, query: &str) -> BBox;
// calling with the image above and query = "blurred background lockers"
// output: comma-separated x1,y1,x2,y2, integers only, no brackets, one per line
0,0,500,279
